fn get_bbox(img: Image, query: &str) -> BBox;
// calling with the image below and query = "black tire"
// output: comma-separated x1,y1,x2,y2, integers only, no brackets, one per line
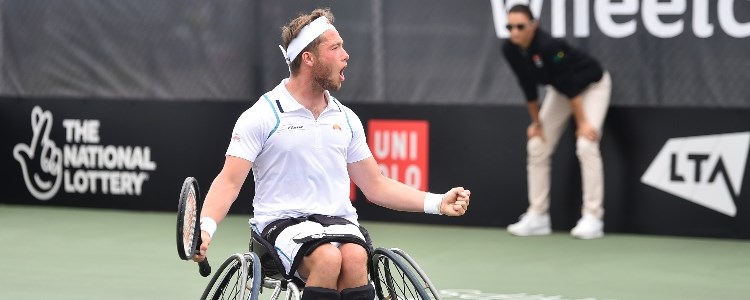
371,247,431,300
200,254,248,300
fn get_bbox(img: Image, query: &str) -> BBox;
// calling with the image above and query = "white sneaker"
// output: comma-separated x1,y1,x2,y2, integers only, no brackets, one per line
571,214,604,239
507,212,551,236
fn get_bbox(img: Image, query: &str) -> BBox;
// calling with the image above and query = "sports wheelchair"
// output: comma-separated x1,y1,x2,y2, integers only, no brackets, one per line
200,225,442,300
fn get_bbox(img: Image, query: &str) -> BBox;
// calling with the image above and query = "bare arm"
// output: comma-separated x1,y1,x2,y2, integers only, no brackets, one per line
193,155,252,261
347,157,470,216
570,95,586,125
526,100,545,141
200,156,252,223
526,100,541,125
570,95,598,141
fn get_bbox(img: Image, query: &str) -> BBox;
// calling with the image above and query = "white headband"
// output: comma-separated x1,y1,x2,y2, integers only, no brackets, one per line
279,16,335,68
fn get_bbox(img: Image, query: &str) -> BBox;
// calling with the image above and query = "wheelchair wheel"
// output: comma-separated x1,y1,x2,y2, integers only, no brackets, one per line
372,247,431,300
200,253,251,300
390,248,441,299
244,252,262,300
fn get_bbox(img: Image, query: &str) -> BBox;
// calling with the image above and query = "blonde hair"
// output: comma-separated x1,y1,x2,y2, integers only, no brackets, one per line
281,8,335,74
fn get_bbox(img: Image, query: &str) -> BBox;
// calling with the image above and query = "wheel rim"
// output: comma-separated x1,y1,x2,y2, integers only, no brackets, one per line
373,249,430,300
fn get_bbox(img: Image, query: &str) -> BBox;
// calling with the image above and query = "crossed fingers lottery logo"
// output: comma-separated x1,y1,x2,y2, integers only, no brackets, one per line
13,106,157,201
13,106,63,200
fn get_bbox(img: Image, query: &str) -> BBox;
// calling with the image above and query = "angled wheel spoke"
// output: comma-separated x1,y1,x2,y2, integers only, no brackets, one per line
201,254,249,300
372,248,431,300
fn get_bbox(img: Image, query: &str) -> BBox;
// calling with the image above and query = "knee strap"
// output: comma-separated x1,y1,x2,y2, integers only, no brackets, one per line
341,284,375,300
302,287,340,300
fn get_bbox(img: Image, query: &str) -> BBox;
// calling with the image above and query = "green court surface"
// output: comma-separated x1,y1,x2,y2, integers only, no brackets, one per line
1,204,749,300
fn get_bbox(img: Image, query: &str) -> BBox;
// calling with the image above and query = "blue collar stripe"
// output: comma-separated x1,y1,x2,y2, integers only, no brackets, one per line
263,94,281,138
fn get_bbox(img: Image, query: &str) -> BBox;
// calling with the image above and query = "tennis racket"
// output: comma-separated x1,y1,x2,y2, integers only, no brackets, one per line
176,176,211,277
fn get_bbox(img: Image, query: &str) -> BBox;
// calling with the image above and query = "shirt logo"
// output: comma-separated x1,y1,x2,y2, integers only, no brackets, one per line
641,132,750,217
231,133,241,142
333,124,342,131
277,124,306,134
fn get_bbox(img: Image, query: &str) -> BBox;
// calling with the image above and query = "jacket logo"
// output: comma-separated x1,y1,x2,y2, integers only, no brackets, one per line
552,51,565,63
532,54,543,68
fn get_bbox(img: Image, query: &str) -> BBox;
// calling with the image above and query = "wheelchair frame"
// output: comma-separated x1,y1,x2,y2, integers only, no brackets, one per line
199,233,442,300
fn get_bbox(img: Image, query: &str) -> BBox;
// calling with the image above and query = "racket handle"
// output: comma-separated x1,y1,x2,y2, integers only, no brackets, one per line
198,258,211,277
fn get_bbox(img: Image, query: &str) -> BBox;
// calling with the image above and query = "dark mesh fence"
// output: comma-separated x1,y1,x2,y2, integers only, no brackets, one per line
1,0,748,107
1,0,258,100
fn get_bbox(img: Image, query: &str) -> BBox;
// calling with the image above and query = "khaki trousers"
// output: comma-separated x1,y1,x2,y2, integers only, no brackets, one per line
526,72,611,219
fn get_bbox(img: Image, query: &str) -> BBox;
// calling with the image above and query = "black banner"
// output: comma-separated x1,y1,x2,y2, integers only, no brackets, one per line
2,98,749,238
0,98,252,214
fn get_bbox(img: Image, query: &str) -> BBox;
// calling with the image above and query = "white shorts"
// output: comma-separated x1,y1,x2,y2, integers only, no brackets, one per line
257,215,370,281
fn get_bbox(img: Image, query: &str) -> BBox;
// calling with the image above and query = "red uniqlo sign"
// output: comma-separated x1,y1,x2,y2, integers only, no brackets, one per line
367,120,429,191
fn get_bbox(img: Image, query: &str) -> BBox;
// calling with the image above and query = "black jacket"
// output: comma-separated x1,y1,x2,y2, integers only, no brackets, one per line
502,29,604,102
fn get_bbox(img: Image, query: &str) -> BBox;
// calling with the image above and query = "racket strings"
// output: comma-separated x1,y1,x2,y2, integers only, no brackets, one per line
182,188,198,256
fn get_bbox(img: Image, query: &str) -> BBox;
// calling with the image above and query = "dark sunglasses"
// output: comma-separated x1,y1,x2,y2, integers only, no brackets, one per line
505,23,527,31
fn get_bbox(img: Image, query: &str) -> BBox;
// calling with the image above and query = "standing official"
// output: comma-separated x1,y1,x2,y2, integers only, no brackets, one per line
501,4,611,239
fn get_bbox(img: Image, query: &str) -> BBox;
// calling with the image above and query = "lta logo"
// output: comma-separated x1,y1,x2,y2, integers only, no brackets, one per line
12,106,157,201
641,132,750,216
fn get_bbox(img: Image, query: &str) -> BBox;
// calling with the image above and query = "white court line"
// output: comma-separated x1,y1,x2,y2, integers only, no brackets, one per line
439,288,617,300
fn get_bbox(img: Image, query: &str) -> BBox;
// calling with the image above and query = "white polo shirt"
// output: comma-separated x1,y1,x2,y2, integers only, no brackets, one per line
226,79,372,232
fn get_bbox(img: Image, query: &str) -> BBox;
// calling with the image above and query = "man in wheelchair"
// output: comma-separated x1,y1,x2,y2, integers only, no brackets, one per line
251,214,376,298
193,7,471,300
